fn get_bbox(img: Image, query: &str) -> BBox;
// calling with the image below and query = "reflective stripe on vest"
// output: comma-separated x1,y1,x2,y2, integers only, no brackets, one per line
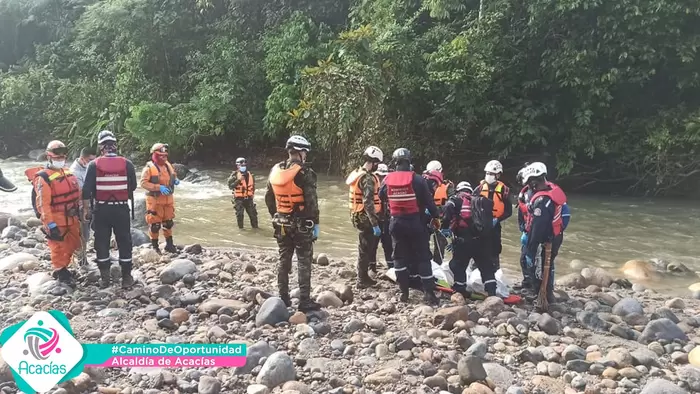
451,193,472,230
480,181,505,218
385,171,418,215
38,169,81,212
347,169,382,214
95,156,129,202
234,172,255,198
269,163,305,215
146,162,175,197
525,182,567,237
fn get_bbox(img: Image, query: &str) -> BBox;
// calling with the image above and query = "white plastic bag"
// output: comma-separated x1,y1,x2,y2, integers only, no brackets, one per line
465,261,510,297
432,260,453,288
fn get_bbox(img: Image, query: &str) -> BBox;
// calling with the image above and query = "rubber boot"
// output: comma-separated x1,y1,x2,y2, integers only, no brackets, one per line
280,293,292,307
298,298,322,313
386,260,394,269
164,237,177,253
56,268,75,287
98,262,111,288
121,263,134,289
368,261,378,274
151,239,161,254
356,261,377,289
397,269,410,302
422,278,440,307
485,282,497,297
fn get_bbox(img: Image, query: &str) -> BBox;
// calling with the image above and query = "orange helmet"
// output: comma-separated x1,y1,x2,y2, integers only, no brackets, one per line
46,140,68,158
150,143,169,155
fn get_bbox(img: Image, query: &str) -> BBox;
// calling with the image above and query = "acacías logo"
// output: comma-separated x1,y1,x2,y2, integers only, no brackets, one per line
23,321,62,360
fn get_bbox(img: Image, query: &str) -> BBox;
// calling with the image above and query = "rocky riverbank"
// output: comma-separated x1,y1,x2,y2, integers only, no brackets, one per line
1,218,700,394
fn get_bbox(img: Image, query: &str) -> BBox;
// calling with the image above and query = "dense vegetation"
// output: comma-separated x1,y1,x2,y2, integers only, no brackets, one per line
1,0,700,195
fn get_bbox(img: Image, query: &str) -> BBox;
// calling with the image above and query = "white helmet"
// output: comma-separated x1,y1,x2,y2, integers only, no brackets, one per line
286,135,311,152
375,163,389,176
364,146,383,162
522,162,547,183
484,160,503,174
97,130,117,145
236,157,246,165
426,160,442,173
456,181,473,193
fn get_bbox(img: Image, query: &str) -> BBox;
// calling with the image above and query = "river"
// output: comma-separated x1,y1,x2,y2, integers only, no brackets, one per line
2,158,699,294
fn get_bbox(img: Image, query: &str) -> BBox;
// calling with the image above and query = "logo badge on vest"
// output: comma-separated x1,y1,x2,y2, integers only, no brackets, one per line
533,208,542,216
0,311,84,393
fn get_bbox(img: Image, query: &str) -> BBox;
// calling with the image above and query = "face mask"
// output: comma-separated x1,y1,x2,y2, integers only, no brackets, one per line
51,160,66,169
239,166,247,172
485,174,497,184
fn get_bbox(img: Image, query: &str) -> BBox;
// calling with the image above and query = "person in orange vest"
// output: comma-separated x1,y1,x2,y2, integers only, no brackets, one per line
140,143,180,254
31,141,82,285
479,160,512,270
0,168,17,192
264,135,321,312
227,157,259,229
423,160,454,264
346,146,384,288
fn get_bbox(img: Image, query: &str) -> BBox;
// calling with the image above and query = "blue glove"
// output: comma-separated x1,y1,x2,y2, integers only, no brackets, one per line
492,218,498,226
159,185,171,195
47,222,57,229
525,255,533,268
173,179,180,186
440,229,452,238
372,226,381,237
313,224,320,240
520,232,528,246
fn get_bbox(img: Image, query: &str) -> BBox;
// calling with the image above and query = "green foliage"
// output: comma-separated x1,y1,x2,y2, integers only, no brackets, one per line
1,0,700,194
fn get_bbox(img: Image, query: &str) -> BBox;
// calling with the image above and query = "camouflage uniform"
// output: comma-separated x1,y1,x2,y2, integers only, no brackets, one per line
351,170,381,283
264,159,320,307
227,171,259,229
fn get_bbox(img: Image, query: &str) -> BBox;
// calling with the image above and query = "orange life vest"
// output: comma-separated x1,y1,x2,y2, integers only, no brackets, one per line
25,167,44,183
234,172,255,198
36,169,81,214
434,182,452,207
480,181,506,219
269,162,305,215
145,161,175,196
346,168,382,214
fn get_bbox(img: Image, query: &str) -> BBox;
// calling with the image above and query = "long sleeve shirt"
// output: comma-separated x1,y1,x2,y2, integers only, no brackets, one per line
81,156,138,201
525,195,555,258
378,169,439,220
69,159,88,189
264,159,320,224
359,171,380,227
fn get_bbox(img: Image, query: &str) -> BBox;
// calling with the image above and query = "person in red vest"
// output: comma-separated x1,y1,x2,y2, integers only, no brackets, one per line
515,162,534,292
379,148,440,306
81,130,138,288
522,162,567,305
227,157,259,229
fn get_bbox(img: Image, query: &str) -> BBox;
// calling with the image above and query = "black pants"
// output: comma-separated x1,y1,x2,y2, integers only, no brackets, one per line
519,243,532,285
391,216,433,293
490,223,502,270
379,218,393,266
449,231,496,296
234,198,258,228
358,227,380,276
93,204,132,270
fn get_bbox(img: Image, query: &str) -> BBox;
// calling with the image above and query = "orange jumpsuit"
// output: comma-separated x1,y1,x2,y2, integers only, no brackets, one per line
33,169,82,270
140,161,176,240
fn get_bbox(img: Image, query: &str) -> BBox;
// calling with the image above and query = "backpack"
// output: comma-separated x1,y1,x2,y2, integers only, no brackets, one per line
470,195,494,235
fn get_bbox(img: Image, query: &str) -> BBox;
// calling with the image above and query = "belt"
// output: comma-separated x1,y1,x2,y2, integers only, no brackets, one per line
96,201,129,205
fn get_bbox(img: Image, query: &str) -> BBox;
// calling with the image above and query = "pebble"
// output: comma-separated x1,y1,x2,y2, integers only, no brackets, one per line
257,352,296,388
316,291,343,308
197,376,221,394
458,355,487,384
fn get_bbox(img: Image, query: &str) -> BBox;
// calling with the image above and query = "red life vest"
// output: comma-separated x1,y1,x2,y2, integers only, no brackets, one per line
526,182,567,237
451,193,472,230
385,171,419,215
423,170,443,188
518,185,530,216
94,156,129,202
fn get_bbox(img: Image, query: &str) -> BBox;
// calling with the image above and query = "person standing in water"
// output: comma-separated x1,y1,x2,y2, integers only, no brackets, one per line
228,157,259,229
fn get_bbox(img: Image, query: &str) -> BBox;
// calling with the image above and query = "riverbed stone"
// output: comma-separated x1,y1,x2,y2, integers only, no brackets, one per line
256,297,290,327
612,298,644,317
256,351,295,388
197,376,221,394
677,365,700,391
458,355,487,384
159,259,197,284
198,299,248,314
364,368,401,385
237,341,275,375
316,291,343,308
0,252,38,271
639,318,688,344
640,379,688,394
581,267,614,288
433,306,470,330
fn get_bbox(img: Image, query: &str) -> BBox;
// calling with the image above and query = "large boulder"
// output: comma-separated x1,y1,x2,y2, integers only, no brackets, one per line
256,352,295,388
131,228,150,247
612,298,644,317
27,149,44,161
621,260,657,281
159,259,197,284
255,297,290,327
640,379,687,394
581,267,614,288
0,252,39,272
172,163,189,180
639,318,688,344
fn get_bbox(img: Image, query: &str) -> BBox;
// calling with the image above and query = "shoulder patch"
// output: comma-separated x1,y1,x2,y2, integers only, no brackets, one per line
533,208,542,216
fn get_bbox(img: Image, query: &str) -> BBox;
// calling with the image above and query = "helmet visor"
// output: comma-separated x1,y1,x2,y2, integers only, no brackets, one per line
48,146,68,157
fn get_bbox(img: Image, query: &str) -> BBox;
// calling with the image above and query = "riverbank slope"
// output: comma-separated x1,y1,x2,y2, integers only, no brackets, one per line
1,220,700,393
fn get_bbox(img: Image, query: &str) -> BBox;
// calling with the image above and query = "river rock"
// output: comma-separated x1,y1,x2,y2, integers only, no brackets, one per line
576,311,609,332
26,272,53,295
607,348,633,368
197,376,221,394
132,198,147,228
666,298,686,309
640,379,688,394
256,297,290,327
458,355,487,384
581,267,614,287
198,299,248,314
557,273,587,289
159,259,197,284
169,308,189,324
612,297,644,317
131,228,150,247
687,347,700,367
183,244,202,254
237,341,275,375
28,148,44,160
621,260,656,281
562,345,586,361
537,313,561,335
639,318,688,344
172,163,189,180
0,252,38,271
529,376,566,393
246,384,269,394
677,365,700,391
483,362,513,387
364,368,401,385
256,351,295,388
281,381,310,394
315,253,329,266
433,306,469,330
25,217,42,228
330,283,353,304
316,291,343,308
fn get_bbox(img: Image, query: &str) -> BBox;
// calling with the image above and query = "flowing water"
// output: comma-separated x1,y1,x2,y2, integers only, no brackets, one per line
2,158,700,294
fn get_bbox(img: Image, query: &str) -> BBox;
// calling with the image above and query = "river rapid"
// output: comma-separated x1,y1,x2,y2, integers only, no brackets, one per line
2,158,699,294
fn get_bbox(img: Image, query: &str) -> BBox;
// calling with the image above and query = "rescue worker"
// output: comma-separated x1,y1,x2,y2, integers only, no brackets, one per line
265,136,321,312
379,148,440,306
441,181,498,297
141,143,180,254
480,160,512,269
32,141,82,285
375,164,393,269
423,160,454,264
0,168,17,192
227,157,259,229
515,163,534,291
522,162,568,305
82,131,138,288
70,148,96,266
346,146,384,287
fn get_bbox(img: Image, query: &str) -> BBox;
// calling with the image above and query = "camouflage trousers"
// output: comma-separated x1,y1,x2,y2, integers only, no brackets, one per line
353,213,379,273
233,198,258,229
274,221,314,301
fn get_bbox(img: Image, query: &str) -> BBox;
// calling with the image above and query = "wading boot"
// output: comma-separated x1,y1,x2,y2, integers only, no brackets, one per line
422,278,440,307
121,263,134,289
55,268,75,287
397,270,410,302
237,216,244,230
280,293,292,308
151,239,161,254
164,237,177,254
98,263,111,288
298,299,322,313
356,272,377,289
369,262,378,274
